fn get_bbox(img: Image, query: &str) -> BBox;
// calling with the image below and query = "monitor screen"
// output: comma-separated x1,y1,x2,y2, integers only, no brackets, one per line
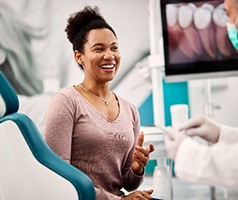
161,0,238,82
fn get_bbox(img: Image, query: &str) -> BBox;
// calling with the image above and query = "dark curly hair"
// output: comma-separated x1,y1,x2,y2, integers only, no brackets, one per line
65,6,117,67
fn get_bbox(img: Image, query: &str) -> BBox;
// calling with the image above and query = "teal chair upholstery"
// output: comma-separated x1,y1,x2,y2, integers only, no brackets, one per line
0,72,95,200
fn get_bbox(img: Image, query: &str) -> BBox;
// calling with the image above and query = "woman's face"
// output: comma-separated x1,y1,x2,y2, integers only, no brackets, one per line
76,28,121,84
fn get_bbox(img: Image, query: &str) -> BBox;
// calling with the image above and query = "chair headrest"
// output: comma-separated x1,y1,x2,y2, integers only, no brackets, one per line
0,72,19,118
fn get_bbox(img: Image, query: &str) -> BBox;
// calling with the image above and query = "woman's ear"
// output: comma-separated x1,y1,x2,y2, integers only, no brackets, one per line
74,50,83,65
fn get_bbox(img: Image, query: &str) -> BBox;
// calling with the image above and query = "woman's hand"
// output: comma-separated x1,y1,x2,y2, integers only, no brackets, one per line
122,189,153,200
132,132,154,175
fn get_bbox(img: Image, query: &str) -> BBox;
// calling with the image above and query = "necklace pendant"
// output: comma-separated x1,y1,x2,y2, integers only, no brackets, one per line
105,101,109,106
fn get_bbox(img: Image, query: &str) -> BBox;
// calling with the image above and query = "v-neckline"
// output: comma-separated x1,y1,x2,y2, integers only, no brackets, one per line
72,86,120,122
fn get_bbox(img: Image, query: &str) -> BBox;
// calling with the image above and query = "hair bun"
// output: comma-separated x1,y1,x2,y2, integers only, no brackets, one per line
65,6,107,43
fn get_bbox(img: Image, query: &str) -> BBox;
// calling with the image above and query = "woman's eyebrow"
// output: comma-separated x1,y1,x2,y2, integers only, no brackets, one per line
91,42,118,48
90,43,104,49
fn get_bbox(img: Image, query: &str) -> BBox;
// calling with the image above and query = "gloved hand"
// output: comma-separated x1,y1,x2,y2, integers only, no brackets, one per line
164,127,187,160
179,115,220,143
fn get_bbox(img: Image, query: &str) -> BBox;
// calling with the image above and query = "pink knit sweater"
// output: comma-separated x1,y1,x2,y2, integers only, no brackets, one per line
44,87,144,200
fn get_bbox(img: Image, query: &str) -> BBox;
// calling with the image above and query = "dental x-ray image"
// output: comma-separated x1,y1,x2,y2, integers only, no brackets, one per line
161,0,238,82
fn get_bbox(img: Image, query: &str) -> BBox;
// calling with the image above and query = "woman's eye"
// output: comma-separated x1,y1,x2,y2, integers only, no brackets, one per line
95,48,103,52
112,46,118,51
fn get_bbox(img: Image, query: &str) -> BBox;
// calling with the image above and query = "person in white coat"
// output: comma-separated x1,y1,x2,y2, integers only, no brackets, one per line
165,115,238,187
164,0,238,187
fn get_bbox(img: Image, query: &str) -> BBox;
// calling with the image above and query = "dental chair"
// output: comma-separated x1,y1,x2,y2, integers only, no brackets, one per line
0,72,95,200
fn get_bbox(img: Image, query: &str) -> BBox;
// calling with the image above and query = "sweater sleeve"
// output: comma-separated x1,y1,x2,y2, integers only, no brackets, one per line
174,137,238,187
44,93,75,162
121,106,144,191
95,187,122,200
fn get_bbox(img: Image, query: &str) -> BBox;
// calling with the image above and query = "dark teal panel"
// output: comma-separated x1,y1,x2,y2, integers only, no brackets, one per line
138,92,154,126
163,80,190,126
145,160,157,175
139,81,189,126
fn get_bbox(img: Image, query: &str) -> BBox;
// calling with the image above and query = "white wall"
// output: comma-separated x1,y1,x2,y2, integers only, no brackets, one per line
189,76,238,127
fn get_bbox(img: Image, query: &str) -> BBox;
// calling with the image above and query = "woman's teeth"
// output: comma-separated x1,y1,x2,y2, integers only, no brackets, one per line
101,65,114,69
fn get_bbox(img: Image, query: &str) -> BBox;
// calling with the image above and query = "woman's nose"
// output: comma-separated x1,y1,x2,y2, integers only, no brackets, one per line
103,51,115,59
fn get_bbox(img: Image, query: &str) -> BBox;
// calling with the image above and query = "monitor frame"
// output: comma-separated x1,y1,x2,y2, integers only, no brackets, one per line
160,0,238,82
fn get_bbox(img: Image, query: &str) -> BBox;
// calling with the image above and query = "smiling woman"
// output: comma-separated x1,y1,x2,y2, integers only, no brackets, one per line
44,6,155,200
74,28,120,84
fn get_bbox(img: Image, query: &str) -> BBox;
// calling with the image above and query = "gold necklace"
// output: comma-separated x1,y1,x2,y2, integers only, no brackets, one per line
78,84,112,106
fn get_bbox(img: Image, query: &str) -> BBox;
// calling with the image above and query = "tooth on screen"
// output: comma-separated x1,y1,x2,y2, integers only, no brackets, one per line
213,4,228,27
194,6,212,29
178,5,193,28
166,4,178,27
201,3,214,11
194,3,216,58
188,3,196,10
213,3,232,57
177,3,202,55
217,3,224,9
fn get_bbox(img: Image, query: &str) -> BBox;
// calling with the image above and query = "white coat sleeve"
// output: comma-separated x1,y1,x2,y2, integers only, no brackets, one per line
219,124,238,143
174,137,238,187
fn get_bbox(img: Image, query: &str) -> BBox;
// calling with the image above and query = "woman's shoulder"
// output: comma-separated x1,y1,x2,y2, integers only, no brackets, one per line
49,86,79,104
52,86,78,99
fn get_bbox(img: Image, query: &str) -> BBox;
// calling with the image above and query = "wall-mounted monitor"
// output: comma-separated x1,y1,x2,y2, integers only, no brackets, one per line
161,0,238,82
